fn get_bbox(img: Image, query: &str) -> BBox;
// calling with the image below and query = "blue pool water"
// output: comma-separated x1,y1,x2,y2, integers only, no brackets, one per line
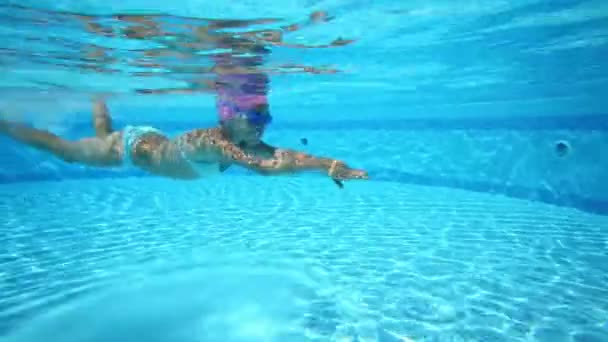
1,1,608,341
2,177,608,341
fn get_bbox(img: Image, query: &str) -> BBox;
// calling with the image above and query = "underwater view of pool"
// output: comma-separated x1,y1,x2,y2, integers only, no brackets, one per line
1,1,607,341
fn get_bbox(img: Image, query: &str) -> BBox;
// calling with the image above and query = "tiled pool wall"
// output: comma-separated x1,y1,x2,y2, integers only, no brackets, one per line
1,111,606,214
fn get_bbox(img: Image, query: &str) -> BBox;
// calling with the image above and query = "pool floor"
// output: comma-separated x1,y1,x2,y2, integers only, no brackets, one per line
1,176,607,342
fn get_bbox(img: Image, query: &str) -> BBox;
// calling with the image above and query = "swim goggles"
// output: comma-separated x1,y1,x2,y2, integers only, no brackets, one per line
218,99,273,126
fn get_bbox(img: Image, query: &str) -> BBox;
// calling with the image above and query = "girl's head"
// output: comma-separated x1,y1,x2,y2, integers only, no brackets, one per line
218,95,272,146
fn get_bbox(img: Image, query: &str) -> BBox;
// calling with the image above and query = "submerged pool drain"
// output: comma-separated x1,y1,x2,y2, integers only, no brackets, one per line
554,140,571,157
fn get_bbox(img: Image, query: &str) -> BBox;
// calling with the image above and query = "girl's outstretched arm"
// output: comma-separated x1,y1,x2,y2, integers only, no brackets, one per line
181,128,368,182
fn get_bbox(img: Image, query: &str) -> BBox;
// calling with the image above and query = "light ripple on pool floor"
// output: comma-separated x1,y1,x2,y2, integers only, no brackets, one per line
0,177,607,342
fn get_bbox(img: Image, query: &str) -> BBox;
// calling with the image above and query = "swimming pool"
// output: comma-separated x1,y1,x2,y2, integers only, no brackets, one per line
2,124,608,341
1,1,608,342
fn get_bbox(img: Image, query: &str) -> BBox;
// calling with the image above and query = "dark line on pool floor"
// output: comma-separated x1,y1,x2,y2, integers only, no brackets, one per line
372,169,608,216
1,169,606,216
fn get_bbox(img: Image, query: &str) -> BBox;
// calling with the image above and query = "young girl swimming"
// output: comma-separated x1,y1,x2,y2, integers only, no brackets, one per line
0,98,368,185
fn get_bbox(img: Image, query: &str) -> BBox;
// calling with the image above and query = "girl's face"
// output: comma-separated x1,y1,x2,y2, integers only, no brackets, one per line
222,117,266,146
